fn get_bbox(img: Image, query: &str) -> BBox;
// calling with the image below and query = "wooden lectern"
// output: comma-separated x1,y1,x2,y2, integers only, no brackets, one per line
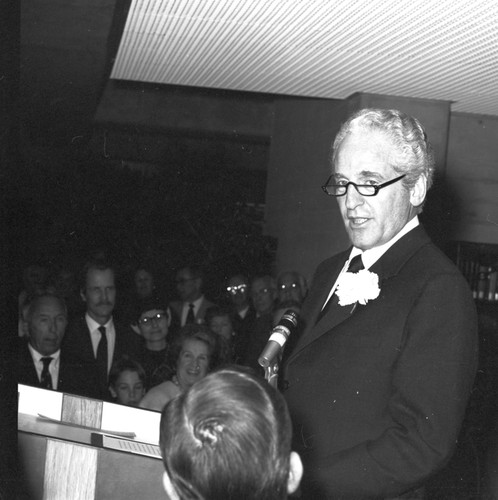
18,385,165,500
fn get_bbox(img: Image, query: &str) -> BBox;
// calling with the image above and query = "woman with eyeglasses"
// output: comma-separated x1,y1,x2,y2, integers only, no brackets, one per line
133,299,173,390
139,324,220,412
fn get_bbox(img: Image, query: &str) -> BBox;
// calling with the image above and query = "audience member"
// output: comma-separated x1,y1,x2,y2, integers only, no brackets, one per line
225,273,255,359
242,274,277,374
169,266,216,328
159,366,303,500
108,356,146,407
276,271,308,309
52,263,83,320
63,259,141,400
18,293,97,397
118,264,164,331
133,298,173,389
18,263,51,337
205,305,238,364
134,266,157,301
140,324,219,412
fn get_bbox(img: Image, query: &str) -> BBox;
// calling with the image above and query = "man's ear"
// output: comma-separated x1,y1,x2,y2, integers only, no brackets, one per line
80,288,87,303
162,471,180,500
287,451,303,495
21,318,30,338
409,174,427,208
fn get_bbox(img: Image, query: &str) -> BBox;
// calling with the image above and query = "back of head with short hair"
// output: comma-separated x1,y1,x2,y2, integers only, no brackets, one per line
159,367,292,500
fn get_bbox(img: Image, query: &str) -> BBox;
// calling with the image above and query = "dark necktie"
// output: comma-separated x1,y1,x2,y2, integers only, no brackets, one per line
315,254,365,324
96,325,108,381
186,303,195,325
40,357,53,389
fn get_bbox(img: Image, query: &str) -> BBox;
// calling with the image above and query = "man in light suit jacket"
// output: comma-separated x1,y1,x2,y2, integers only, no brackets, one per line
281,108,478,499
63,260,141,400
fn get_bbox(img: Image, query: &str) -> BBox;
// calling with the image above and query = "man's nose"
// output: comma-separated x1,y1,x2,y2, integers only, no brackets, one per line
344,185,364,210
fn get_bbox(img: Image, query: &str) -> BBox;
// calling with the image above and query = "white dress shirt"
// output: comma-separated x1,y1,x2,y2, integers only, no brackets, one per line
28,344,61,390
322,216,420,309
181,295,205,326
85,314,116,374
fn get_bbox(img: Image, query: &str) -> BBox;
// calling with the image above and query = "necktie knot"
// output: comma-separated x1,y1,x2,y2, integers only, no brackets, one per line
41,356,53,368
98,325,106,336
347,255,364,273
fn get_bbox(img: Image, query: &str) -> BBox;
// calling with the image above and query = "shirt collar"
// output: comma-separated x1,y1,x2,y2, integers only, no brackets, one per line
85,313,113,332
185,295,204,308
349,216,419,269
28,343,61,362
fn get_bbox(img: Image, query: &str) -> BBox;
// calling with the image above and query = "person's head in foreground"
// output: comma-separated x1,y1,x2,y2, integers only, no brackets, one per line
159,367,303,500
324,108,434,251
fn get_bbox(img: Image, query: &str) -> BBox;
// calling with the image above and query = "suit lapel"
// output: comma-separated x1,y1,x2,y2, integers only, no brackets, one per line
288,250,350,360
287,226,431,364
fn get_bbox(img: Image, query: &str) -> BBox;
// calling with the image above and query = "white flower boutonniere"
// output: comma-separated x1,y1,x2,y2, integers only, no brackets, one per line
335,269,380,306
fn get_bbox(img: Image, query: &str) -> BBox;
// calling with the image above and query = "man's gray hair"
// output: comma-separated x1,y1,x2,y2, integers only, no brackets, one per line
332,108,435,193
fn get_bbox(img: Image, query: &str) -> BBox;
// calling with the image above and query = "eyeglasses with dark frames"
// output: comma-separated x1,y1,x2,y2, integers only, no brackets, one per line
138,312,168,325
321,174,406,197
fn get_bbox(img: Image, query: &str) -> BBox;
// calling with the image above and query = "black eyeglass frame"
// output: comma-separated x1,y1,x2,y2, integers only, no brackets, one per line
138,312,168,325
321,174,406,197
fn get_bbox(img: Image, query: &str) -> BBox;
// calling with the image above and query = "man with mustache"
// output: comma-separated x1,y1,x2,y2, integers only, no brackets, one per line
63,260,140,400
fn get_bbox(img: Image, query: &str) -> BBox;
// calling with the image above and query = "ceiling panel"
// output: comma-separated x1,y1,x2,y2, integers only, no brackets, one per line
111,0,498,116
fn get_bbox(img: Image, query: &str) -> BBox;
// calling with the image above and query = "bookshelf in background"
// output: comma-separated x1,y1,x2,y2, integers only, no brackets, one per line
451,241,498,303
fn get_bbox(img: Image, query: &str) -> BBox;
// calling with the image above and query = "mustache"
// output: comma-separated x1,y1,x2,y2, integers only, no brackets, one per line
95,301,113,307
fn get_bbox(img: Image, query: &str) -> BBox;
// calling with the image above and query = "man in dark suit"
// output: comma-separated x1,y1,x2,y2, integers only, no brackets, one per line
169,266,216,329
281,108,478,499
18,293,96,397
63,260,141,400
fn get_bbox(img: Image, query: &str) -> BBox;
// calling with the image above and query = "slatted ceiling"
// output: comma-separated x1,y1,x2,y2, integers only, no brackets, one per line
111,0,498,116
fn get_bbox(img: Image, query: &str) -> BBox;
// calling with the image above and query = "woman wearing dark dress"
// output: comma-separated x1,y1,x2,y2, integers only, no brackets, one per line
133,299,173,390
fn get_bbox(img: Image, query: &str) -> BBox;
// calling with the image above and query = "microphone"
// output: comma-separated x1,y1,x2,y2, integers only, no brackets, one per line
258,310,298,369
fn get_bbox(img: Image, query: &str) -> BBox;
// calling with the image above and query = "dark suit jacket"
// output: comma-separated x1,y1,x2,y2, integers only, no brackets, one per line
232,306,257,364
282,226,478,499
169,296,217,327
17,339,98,398
62,315,142,400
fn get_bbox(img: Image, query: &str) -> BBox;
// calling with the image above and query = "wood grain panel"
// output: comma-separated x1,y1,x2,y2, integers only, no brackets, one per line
44,440,98,500
62,394,103,428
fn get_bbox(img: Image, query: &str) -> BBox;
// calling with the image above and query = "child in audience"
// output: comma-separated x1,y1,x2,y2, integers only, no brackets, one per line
108,356,146,407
